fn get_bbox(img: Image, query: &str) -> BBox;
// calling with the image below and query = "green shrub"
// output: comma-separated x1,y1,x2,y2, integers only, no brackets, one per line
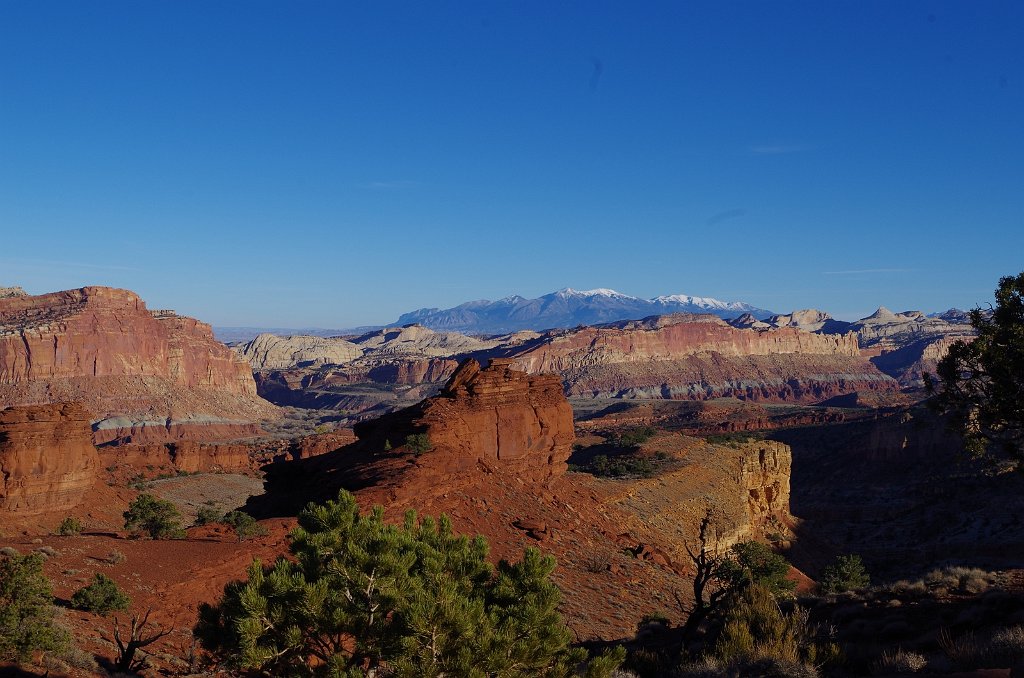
820,554,870,593
70,573,131,616
730,541,796,599
405,432,433,454
123,493,185,539
221,511,268,542
194,506,224,526
0,553,69,661
614,426,657,449
713,583,840,673
196,489,624,677
57,517,82,536
589,454,656,478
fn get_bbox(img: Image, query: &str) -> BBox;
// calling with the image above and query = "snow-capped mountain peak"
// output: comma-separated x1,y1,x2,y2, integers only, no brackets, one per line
554,287,635,299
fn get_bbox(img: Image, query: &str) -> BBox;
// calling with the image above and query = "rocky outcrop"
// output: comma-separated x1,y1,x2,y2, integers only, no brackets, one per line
849,307,974,348
236,333,362,370
0,403,98,514
354,358,575,484
0,287,277,443
0,286,27,299
602,436,793,563
504,314,896,403
739,441,791,531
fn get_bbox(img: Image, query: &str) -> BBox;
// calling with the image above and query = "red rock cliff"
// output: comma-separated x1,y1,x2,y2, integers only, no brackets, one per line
0,287,277,442
354,358,575,485
504,314,896,403
0,403,98,514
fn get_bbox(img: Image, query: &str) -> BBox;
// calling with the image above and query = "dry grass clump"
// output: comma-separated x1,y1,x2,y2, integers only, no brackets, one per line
0,546,20,557
34,545,60,559
940,625,1024,669
924,566,996,594
884,579,929,598
871,648,927,674
106,549,127,564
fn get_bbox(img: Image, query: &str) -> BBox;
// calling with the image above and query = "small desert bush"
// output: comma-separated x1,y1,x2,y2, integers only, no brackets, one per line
730,540,797,600
944,625,1024,669
987,626,1024,665
404,432,433,454
59,644,99,671
885,579,929,598
194,506,224,526
57,517,82,536
583,553,611,573
34,545,60,559
106,549,127,565
820,554,870,593
70,573,131,615
872,648,927,674
712,583,840,673
221,511,268,542
924,566,996,594
676,656,819,678
0,547,19,558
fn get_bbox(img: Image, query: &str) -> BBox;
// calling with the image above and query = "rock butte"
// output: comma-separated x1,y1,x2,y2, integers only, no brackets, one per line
0,403,98,514
353,357,575,486
0,286,277,443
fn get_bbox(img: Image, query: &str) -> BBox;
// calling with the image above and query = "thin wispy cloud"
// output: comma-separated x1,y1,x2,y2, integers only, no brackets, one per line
823,268,916,275
749,144,810,155
705,208,747,226
0,257,143,273
359,180,421,190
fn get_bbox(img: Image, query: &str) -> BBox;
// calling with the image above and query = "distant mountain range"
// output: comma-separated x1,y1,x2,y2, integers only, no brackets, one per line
393,288,774,335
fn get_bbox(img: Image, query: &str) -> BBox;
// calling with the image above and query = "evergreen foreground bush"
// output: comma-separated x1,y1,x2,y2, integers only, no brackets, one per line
123,493,185,539
0,552,69,661
71,573,131,615
196,489,623,677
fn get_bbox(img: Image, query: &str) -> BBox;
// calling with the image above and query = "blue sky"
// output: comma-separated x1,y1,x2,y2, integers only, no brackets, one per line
1,2,1021,326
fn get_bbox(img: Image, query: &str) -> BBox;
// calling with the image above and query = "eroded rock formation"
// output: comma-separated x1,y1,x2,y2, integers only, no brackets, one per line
354,358,574,484
505,314,896,403
0,403,98,514
0,287,277,442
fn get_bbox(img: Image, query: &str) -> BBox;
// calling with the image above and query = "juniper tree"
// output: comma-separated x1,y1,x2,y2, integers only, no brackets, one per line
928,272,1024,468
0,553,69,661
123,494,185,539
195,490,619,677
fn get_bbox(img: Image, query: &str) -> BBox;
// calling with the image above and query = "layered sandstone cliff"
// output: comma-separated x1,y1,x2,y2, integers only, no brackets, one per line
505,314,896,403
0,287,277,442
353,358,575,484
0,403,98,514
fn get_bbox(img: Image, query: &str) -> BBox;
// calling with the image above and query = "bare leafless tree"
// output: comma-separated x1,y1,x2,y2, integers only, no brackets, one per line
112,608,171,673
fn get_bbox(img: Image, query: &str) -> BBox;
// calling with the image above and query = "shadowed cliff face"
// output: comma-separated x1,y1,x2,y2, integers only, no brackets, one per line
0,286,278,443
0,403,98,514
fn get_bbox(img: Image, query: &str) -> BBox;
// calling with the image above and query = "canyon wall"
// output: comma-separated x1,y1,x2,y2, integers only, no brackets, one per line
506,315,896,402
0,287,277,443
0,403,98,514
